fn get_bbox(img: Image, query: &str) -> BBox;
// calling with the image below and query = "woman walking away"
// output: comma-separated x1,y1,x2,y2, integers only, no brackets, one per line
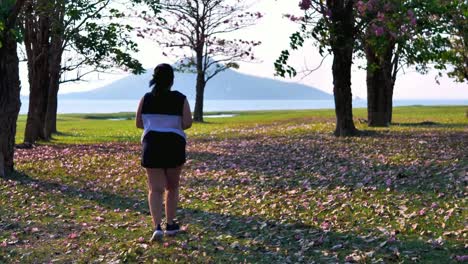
136,63,193,241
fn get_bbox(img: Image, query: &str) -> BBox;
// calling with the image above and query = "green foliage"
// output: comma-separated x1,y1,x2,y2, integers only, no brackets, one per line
274,50,297,78
73,21,144,74
62,0,147,75
276,0,467,82
441,0,467,82
0,20,4,48
0,0,16,18
0,0,22,48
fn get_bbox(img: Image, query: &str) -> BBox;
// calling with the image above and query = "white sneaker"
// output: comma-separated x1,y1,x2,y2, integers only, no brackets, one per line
150,225,163,241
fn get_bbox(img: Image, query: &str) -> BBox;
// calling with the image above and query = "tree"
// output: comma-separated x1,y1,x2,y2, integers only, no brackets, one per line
441,0,467,82
0,0,26,177
22,0,145,144
23,0,54,142
276,0,359,136
141,0,262,122
358,0,463,126
277,0,465,130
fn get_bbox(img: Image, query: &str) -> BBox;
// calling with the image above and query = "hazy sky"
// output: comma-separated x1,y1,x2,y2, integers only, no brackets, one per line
20,0,467,99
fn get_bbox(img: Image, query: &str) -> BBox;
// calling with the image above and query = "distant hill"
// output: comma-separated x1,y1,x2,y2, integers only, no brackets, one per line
58,69,332,100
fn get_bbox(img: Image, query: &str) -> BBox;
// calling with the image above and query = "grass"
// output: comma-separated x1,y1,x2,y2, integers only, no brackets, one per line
2,105,467,263
14,106,467,144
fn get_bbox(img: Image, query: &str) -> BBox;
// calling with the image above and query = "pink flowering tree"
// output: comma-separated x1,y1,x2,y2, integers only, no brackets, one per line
357,0,462,126
277,0,464,129
139,0,262,122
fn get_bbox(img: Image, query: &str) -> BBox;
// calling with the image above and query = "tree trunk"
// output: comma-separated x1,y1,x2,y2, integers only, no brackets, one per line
24,83,49,143
0,0,25,177
23,0,51,143
387,86,394,123
193,72,206,122
332,50,357,136
44,37,64,137
365,41,395,127
0,38,21,177
193,50,206,122
44,1,65,138
329,1,358,137
44,80,59,137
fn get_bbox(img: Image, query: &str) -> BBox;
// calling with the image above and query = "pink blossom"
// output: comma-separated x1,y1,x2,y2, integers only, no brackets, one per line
455,256,468,262
320,220,331,231
366,0,377,12
384,3,393,12
374,26,384,36
401,25,408,33
385,178,392,186
356,1,366,15
299,0,311,10
377,12,385,21
408,10,417,26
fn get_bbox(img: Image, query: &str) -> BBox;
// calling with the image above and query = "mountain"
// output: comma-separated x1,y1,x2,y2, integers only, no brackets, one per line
59,69,332,100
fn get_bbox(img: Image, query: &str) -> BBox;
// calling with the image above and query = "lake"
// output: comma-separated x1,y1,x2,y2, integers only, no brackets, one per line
19,99,468,114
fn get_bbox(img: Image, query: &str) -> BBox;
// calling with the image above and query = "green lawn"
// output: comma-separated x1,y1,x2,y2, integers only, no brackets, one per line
2,106,467,263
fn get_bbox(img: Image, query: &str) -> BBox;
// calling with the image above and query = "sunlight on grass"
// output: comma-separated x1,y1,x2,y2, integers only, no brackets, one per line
2,106,467,263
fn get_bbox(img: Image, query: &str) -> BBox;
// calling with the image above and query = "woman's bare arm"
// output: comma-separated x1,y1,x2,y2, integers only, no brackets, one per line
182,98,193,130
136,97,144,129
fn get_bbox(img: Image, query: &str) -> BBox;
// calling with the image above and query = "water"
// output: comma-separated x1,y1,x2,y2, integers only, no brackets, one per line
19,99,467,114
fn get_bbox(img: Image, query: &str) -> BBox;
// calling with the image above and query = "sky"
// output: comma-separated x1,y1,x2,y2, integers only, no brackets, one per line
19,0,467,99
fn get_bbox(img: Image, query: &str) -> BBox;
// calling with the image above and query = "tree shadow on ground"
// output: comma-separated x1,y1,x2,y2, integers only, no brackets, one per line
5,126,466,262
391,121,467,129
3,171,464,263
52,131,72,136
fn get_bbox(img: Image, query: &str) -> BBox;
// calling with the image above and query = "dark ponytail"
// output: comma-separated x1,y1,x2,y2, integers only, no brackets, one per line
149,63,174,95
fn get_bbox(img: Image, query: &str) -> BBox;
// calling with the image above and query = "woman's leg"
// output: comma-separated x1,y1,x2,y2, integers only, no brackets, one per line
165,166,182,224
146,168,167,227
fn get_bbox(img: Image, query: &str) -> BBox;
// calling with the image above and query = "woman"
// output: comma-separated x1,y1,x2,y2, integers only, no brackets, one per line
136,63,193,241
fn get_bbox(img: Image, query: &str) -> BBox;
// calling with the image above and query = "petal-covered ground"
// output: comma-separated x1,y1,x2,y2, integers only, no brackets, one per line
1,107,467,263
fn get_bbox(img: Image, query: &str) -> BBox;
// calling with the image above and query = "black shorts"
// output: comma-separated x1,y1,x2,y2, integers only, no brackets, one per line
141,131,186,168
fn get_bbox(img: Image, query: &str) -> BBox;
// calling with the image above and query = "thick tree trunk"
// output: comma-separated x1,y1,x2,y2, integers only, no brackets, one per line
193,50,206,122
44,82,58,136
330,0,358,137
23,0,51,143
24,83,48,143
44,39,64,137
365,42,395,127
332,49,357,136
0,0,25,177
44,1,65,138
387,86,394,123
0,38,21,177
193,72,206,122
